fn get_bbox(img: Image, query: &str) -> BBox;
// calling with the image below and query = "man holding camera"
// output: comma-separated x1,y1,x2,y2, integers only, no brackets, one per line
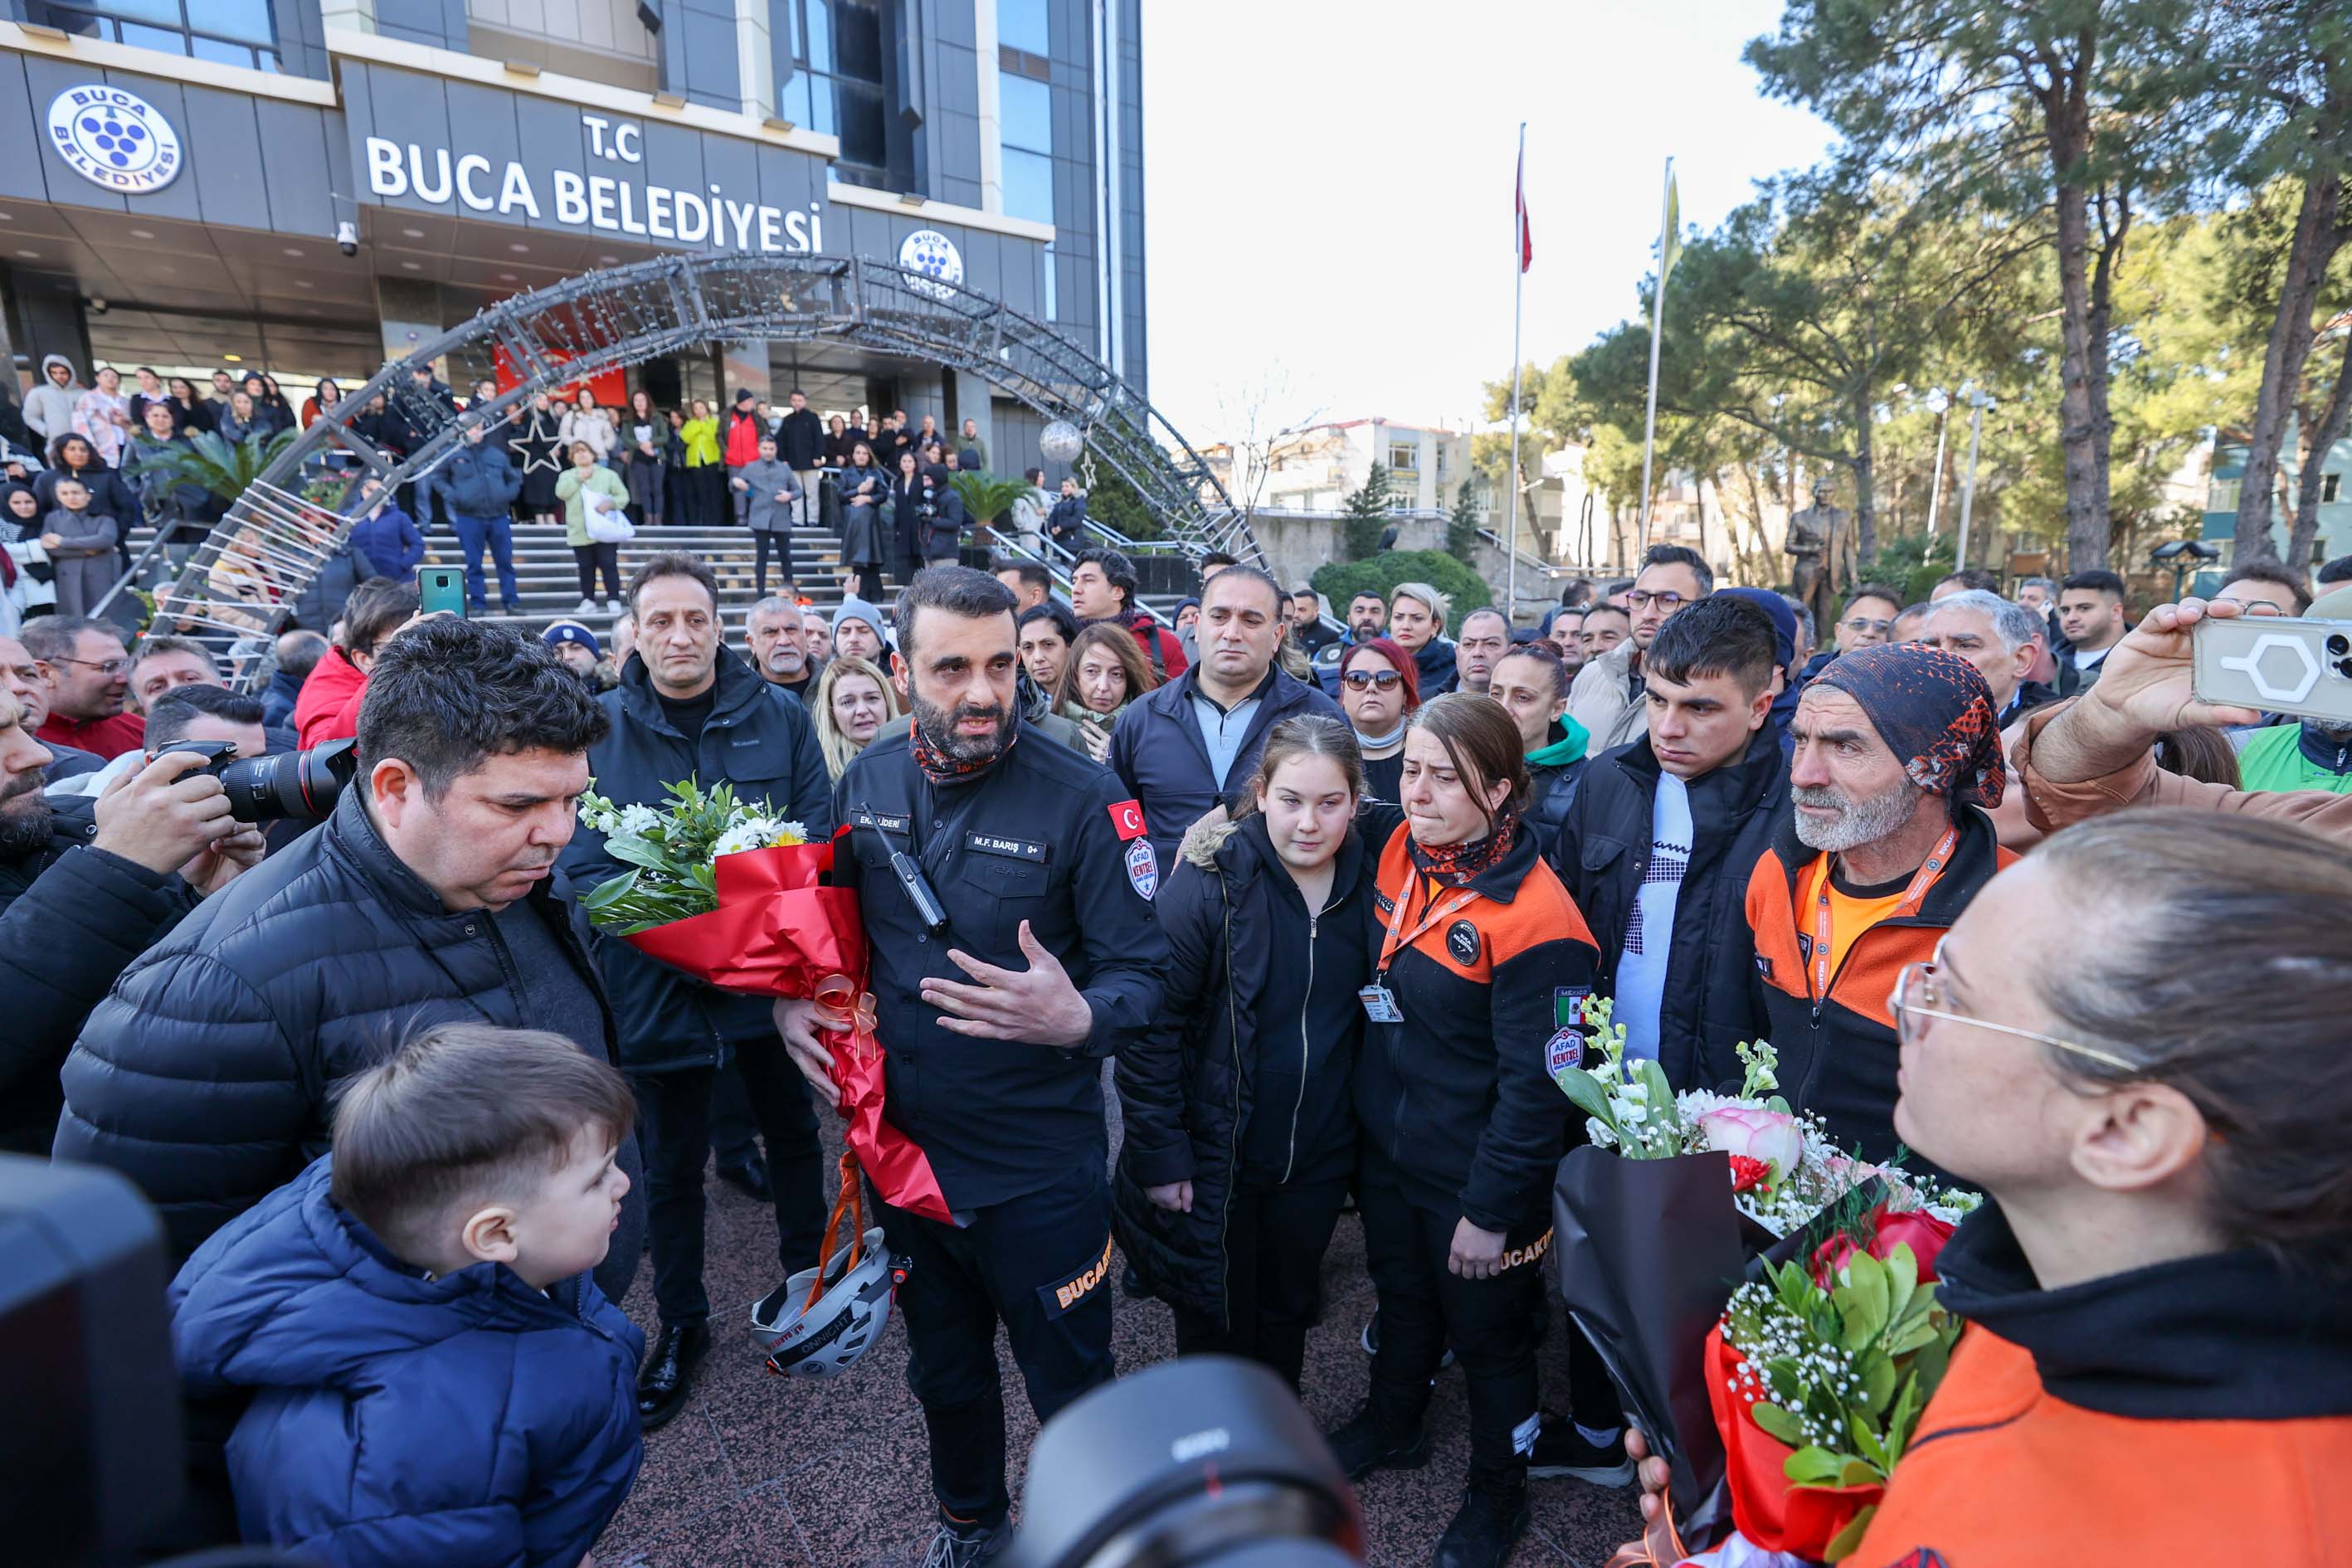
775,567,1168,1568
52,619,645,1307
0,686,262,1154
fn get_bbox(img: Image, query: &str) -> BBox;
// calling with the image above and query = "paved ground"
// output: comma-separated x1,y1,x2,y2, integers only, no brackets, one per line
600,1105,1641,1568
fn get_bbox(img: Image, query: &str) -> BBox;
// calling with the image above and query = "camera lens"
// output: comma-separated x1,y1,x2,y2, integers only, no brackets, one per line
215,738,359,823
2327,633,2350,659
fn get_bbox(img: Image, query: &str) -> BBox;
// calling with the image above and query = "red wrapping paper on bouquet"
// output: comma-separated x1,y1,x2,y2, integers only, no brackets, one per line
1704,1323,1882,1561
620,841,953,1222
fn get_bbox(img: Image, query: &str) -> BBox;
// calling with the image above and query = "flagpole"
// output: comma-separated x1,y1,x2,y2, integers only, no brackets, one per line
1636,154,1673,559
1505,122,1526,623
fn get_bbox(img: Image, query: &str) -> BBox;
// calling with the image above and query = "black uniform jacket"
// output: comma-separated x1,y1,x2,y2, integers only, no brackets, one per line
832,719,1169,1210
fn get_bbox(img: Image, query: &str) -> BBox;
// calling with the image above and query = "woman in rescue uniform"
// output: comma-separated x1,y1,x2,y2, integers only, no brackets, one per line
1627,810,2352,1565
1327,692,1616,1568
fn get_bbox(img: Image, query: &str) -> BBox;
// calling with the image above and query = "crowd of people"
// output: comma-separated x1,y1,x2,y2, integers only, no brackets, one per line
2,500,2348,1568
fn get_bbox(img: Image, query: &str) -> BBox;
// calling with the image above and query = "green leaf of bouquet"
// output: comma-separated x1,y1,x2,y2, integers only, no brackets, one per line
1824,1506,1877,1563
1783,1445,1844,1485
1839,1453,1882,1489
1861,1352,1898,1412
1884,1378,1921,1465
1766,1095,1791,1114
1635,1059,1682,1139
602,834,673,872
1883,1245,1917,1322
1556,1066,1614,1122
1848,1410,1889,1473
582,869,639,911
1750,1401,1807,1449
1910,1327,1954,1398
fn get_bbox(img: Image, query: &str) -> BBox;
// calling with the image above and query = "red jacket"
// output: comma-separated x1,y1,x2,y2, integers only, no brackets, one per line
723,409,765,468
294,649,369,747
1119,612,1188,680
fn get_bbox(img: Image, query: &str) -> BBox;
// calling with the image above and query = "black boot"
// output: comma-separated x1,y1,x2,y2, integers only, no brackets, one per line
1324,1400,1430,1482
1431,1472,1531,1568
636,1320,711,1432
717,1152,772,1202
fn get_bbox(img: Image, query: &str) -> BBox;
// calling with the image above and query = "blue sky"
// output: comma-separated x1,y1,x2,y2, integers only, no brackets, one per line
1139,0,1835,445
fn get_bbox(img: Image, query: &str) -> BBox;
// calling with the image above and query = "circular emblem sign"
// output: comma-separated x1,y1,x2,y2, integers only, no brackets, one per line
898,228,964,300
46,85,183,194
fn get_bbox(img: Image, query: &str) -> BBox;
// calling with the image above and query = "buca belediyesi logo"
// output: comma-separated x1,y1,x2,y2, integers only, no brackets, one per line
898,228,964,301
46,85,183,194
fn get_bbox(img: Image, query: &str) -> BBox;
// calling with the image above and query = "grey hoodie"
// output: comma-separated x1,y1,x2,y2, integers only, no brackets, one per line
22,354,82,443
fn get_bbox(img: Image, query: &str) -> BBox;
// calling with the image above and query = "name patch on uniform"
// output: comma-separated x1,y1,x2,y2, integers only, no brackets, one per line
1755,955,1774,979
1125,837,1160,901
851,809,910,835
1796,933,1815,962
1498,1227,1554,1273
1545,1027,1585,1078
1445,919,1482,966
967,831,1046,863
1374,889,1396,915
1038,1234,1115,1317
1108,799,1148,841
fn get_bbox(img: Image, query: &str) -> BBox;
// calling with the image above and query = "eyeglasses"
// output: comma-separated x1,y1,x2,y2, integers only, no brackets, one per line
1844,616,1896,634
1342,670,1403,691
1890,950,2135,1072
2208,596,2288,617
1626,590,1692,612
51,656,129,677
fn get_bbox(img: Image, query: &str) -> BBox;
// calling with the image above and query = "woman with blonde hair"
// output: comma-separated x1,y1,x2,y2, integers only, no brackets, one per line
1054,620,1157,762
810,654,900,782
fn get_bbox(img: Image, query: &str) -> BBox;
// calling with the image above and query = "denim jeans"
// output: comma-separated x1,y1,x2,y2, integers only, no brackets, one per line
451,513,518,610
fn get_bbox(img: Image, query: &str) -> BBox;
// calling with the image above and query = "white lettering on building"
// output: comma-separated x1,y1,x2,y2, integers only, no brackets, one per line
360,112,828,257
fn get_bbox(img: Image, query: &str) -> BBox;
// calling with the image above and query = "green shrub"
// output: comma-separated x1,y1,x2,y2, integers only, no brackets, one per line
1311,548,1493,622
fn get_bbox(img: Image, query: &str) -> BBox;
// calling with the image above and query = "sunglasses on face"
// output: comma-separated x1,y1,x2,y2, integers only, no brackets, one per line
1342,670,1403,692
1845,616,1896,634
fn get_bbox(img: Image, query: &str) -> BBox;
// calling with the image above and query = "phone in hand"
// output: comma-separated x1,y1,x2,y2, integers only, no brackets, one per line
418,566,466,618
2192,613,2352,724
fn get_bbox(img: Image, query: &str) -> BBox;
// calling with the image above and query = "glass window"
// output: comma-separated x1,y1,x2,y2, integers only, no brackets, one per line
45,0,278,66
834,80,887,169
784,0,892,187
1003,147,1051,225
999,0,1048,56
197,0,275,45
1387,441,1417,471
1000,72,1049,154
2324,472,2343,504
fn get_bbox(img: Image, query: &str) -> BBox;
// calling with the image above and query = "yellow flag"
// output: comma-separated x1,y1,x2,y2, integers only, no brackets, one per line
1659,163,1682,286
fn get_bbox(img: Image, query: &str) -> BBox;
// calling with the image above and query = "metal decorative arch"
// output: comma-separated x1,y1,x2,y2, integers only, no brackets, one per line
153,251,1252,670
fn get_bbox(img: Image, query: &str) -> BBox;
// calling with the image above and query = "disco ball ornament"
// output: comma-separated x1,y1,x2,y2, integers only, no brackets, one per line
1040,420,1083,464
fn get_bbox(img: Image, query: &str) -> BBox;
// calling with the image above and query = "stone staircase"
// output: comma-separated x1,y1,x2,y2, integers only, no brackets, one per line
129,519,857,647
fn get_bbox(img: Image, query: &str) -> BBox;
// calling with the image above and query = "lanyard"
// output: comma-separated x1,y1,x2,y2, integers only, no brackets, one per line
1376,870,1481,981
1808,825,1957,1003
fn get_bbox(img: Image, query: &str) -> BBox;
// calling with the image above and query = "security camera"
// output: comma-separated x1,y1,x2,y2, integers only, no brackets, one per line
88,298,107,314
336,220,359,258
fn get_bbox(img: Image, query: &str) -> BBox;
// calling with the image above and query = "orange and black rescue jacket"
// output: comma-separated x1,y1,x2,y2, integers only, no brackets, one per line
1354,813,1599,1232
1743,803,2011,1163
1853,1205,2352,1567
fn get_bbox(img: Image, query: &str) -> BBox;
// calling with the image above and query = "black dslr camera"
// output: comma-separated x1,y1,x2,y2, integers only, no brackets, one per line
167,736,359,824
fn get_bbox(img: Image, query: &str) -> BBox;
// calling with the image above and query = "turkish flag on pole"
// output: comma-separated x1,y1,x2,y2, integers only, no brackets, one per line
1515,134,1533,274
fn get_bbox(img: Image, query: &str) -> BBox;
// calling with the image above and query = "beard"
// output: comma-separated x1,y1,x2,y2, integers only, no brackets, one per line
911,688,1013,766
1792,778,1923,854
0,772,53,860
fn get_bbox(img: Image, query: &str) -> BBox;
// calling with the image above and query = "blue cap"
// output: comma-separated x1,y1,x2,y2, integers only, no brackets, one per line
1718,587,1797,670
542,621,601,656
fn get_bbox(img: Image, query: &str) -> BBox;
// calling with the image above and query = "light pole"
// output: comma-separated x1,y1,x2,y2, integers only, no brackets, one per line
1953,385,1994,571
1923,388,1950,539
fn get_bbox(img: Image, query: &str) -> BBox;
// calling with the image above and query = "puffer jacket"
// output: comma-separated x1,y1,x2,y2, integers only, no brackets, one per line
1113,811,1378,1326
53,784,626,1263
431,439,521,519
1551,723,1788,1092
1410,635,1459,699
171,1156,644,1568
0,796,198,1154
558,648,833,1071
1566,639,1648,752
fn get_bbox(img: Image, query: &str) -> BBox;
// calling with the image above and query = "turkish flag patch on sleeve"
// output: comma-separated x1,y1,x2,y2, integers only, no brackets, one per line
1108,800,1148,840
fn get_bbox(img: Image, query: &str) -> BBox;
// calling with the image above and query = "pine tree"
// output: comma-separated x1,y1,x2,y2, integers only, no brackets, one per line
1447,479,1483,560
1342,462,1394,560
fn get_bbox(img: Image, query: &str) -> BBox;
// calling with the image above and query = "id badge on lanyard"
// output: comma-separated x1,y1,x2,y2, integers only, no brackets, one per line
1809,825,1958,1003
1366,874,1479,1025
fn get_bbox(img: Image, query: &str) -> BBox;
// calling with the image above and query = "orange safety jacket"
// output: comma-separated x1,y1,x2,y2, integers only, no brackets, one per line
1742,803,2011,1164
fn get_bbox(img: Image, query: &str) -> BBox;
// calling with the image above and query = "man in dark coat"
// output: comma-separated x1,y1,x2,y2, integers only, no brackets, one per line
51,619,645,1308
775,387,826,526
0,687,259,1153
429,426,522,615
1109,565,1344,874
557,550,834,1431
1551,596,1788,1092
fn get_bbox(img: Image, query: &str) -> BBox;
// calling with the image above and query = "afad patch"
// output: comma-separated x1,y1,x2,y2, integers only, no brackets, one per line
1125,837,1160,901
1038,1234,1115,1317
1445,919,1482,966
1545,1026,1585,1079
1108,799,1148,840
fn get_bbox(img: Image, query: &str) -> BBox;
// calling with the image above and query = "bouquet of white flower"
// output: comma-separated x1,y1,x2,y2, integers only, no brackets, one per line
576,777,807,933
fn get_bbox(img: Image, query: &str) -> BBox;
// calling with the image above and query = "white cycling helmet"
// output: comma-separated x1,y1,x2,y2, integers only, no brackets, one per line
750,1161,908,1379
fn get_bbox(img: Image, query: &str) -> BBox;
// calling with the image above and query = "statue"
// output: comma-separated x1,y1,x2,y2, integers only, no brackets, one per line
1785,475,1845,640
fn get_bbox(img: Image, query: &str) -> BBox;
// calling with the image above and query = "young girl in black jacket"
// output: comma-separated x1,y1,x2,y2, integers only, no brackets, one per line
1113,715,1378,1389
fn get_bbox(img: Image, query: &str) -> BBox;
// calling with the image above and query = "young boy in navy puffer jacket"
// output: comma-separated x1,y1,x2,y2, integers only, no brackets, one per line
169,1023,644,1568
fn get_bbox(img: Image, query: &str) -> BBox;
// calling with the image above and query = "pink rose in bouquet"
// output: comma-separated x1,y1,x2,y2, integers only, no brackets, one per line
1695,1105,1806,1184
